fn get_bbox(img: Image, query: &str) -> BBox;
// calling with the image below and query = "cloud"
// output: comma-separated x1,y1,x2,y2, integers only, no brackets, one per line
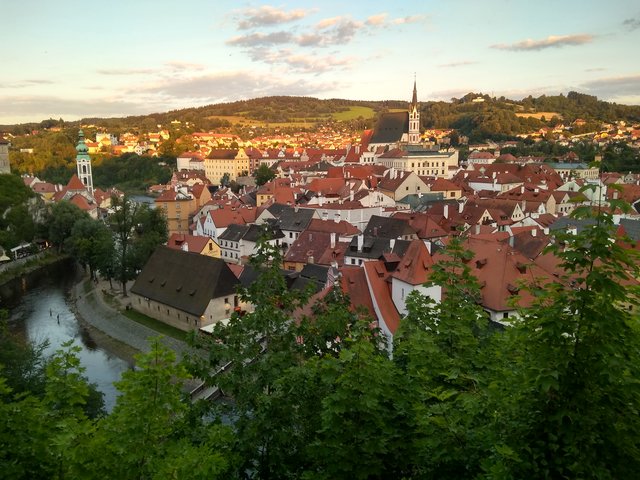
0,79,55,89
366,13,387,26
438,60,478,68
227,31,293,47
130,72,335,101
246,47,353,73
623,17,640,31
391,15,425,25
0,95,155,122
585,67,606,72
97,68,156,75
237,5,309,29
311,16,364,46
165,61,206,71
492,34,594,51
581,74,640,99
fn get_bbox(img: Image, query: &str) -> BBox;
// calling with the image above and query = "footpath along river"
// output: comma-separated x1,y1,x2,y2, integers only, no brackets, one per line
4,260,192,411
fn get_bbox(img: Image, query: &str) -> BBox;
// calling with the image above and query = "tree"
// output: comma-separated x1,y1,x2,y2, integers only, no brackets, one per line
46,201,90,252
67,217,115,280
253,164,276,186
393,235,496,478
108,196,167,295
485,199,640,478
220,172,231,187
108,196,140,296
70,340,236,480
189,234,315,477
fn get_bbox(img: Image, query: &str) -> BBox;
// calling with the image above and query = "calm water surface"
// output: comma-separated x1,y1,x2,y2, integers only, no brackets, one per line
8,283,130,411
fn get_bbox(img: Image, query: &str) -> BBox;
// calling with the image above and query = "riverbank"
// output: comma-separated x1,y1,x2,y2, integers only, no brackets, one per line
69,275,194,362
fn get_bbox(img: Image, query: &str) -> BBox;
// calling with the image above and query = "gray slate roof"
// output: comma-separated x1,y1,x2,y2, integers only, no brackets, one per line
131,246,239,316
219,224,250,242
363,215,416,239
370,111,409,144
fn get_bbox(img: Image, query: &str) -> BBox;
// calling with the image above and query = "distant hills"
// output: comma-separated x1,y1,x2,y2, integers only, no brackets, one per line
3,91,640,143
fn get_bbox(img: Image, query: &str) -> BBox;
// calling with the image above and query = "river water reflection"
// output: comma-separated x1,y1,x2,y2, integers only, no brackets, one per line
8,283,130,411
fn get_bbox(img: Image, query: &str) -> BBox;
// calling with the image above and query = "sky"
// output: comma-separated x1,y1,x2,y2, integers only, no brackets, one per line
1,0,639,124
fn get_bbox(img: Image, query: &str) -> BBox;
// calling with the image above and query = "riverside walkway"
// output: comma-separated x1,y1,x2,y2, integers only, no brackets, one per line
71,277,193,359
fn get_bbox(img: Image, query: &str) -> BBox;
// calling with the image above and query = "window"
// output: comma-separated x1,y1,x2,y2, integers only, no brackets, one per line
406,186,409,191
351,258,356,265
503,312,509,319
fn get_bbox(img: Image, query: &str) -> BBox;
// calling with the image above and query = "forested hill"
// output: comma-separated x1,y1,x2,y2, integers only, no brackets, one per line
421,91,640,142
2,91,639,140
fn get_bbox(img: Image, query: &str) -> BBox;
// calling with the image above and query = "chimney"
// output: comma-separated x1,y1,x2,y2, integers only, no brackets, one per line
182,242,189,252
307,255,314,264
357,234,364,252
508,235,515,248
531,228,537,237
322,211,328,221
330,232,336,248
475,224,481,234
350,191,354,202
458,201,463,213
294,204,299,212
443,204,449,219
389,238,396,251
334,212,341,223
521,186,525,194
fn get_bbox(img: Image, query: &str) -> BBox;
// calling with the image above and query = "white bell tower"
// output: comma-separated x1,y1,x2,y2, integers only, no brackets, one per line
75,130,94,194
408,78,420,145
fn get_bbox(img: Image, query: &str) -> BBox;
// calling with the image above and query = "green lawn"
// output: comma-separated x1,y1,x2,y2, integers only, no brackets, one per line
122,309,188,342
332,106,376,121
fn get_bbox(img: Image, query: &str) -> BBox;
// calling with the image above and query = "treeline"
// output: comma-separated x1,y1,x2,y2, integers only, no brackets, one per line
422,91,640,142
2,204,640,479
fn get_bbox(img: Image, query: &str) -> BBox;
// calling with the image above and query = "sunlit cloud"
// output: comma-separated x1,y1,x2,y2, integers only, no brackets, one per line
391,15,425,25
237,5,309,29
366,13,388,26
97,68,156,75
492,34,594,51
581,73,640,98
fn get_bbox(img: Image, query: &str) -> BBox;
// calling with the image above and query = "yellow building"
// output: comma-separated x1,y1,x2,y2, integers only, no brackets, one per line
204,148,250,185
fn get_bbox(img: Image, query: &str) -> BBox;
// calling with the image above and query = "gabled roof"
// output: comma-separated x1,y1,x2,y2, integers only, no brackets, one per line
363,215,416,239
307,218,360,235
339,266,376,319
218,224,250,242
131,246,239,316
275,206,316,232
66,174,86,191
167,233,213,253
391,240,434,285
285,231,333,264
363,260,401,333
370,111,409,144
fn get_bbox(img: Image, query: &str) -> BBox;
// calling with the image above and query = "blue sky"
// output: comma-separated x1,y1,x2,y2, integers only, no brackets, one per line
1,0,639,124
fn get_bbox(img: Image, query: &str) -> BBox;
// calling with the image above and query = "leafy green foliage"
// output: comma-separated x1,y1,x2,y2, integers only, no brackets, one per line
108,196,168,295
67,217,115,280
253,163,276,186
0,174,36,250
45,200,91,252
485,199,640,478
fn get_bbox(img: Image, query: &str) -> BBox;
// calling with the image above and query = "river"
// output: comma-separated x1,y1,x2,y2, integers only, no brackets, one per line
6,275,130,412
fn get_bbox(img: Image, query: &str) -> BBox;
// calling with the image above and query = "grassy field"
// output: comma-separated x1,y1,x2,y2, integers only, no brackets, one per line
205,105,376,128
123,308,188,342
331,106,376,121
515,111,562,120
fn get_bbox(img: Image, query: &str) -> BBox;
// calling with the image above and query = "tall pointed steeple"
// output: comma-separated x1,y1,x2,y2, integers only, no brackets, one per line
75,129,94,194
408,77,420,145
411,78,418,111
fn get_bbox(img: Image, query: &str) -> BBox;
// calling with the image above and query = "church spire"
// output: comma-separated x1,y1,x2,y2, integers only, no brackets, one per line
408,77,420,145
411,76,418,110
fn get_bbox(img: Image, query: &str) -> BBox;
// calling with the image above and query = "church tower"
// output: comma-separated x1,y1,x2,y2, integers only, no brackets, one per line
75,130,94,194
408,79,421,145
